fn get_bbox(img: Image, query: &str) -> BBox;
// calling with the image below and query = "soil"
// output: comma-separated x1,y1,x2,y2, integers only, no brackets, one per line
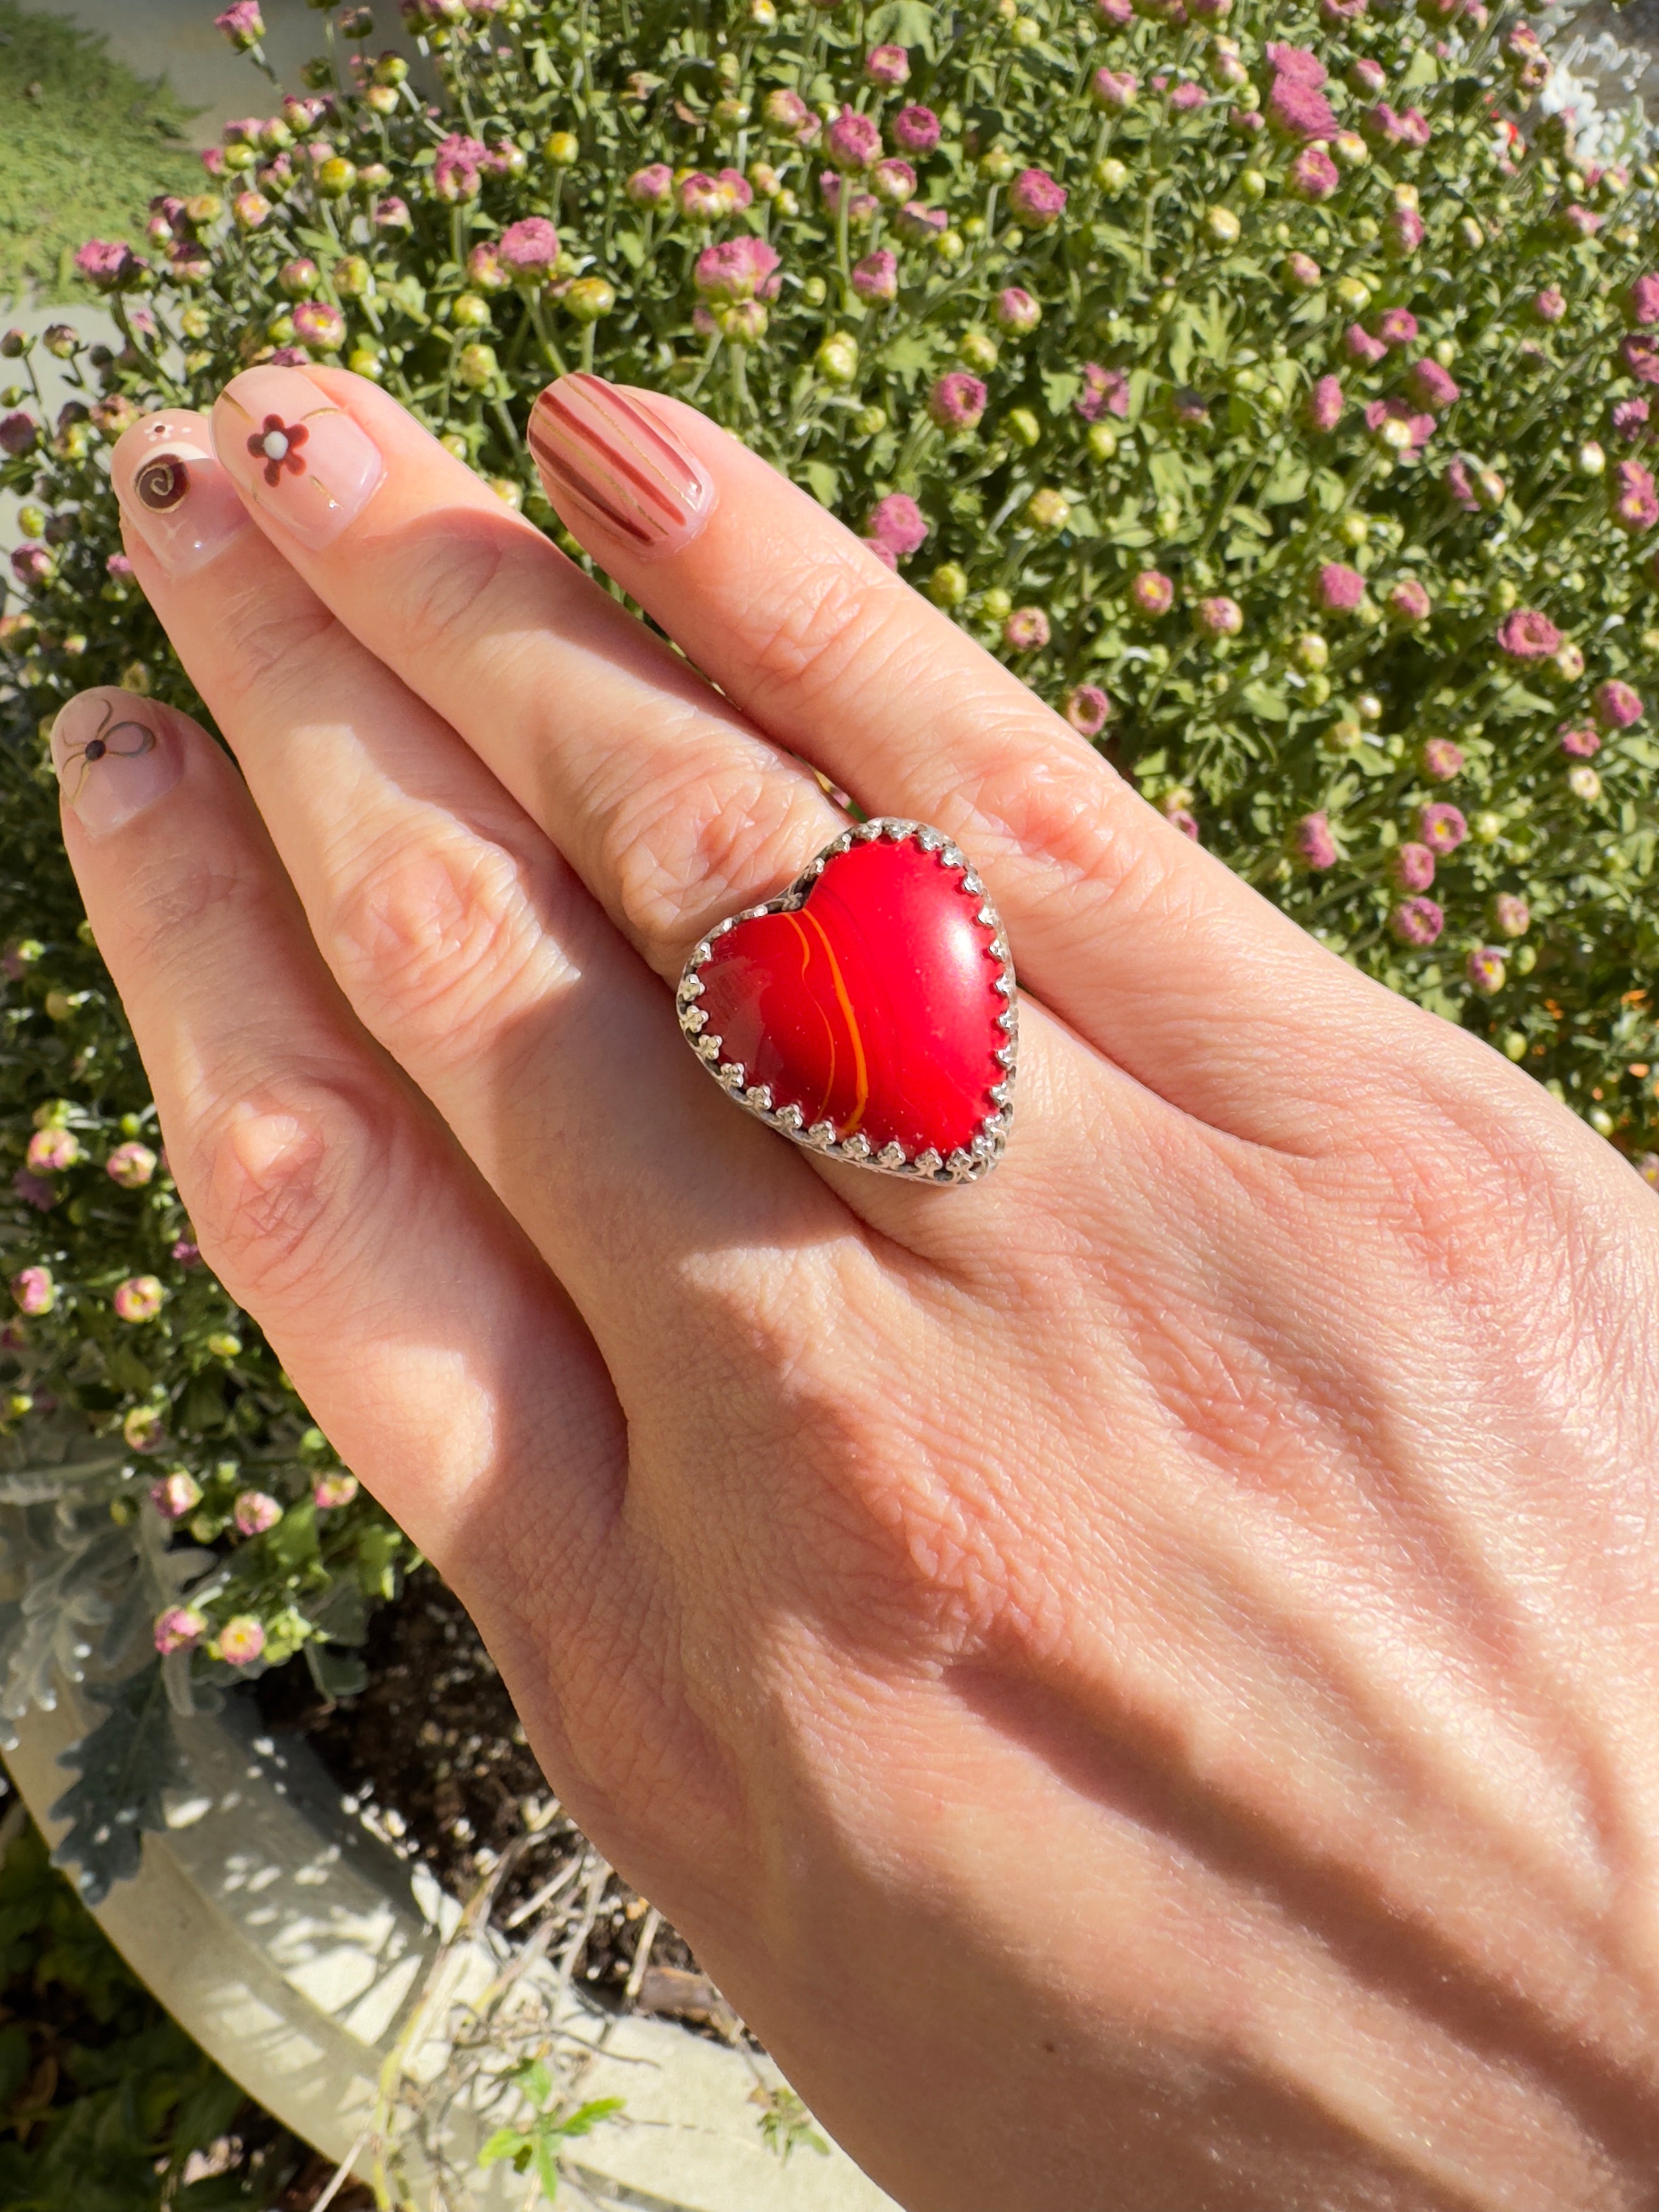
254,1572,741,2039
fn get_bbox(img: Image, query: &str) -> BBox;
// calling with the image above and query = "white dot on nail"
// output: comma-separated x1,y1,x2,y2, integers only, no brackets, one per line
262,431,289,460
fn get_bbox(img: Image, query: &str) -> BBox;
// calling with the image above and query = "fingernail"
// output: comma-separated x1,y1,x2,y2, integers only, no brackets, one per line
528,375,714,557
111,409,253,577
52,691,184,837
211,365,384,550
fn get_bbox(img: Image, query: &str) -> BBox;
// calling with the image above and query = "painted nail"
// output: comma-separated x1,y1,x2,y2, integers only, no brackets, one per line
528,375,714,556
211,365,385,550
52,691,184,837
111,409,253,577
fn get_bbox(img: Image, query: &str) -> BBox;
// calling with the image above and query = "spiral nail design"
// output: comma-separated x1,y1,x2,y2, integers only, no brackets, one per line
136,454,190,513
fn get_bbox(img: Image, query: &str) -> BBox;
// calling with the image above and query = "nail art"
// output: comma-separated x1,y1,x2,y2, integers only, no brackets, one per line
528,375,714,555
52,693,183,837
111,410,253,577
212,366,384,550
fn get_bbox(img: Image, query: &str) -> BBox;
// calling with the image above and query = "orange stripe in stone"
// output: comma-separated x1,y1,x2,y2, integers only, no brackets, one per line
798,910,869,1136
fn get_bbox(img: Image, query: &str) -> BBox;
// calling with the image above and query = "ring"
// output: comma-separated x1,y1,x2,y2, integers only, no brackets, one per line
676,819,1017,1182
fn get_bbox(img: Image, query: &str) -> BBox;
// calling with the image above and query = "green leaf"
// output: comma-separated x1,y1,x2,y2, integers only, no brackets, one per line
479,2126,529,2170
1040,369,1081,416
1401,47,1440,88
303,1640,368,1701
49,1663,186,1905
535,2134,562,2200
612,229,645,270
879,332,934,385
865,0,939,53
1260,459,1309,506
553,2096,625,2138
1148,450,1188,505
1238,681,1289,722
802,459,838,507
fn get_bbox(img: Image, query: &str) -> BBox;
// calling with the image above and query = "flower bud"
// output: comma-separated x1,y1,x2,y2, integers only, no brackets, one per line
1284,251,1322,291
816,331,860,384
927,371,986,432
1416,801,1467,854
150,1469,201,1519
314,1470,360,1509
994,286,1041,336
1419,737,1464,782
1593,679,1644,730
1094,156,1129,195
1491,892,1530,938
1007,407,1041,449
1466,948,1505,996
1086,422,1118,463
543,131,580,166
292,300,345,351
1003,607,1050,651
1194,595,1243,638
563,277,614,323
957,329,998,374
114,1274,165,1323
1294,811,1338,870
154,1606,207,1655
317,157,357,198
10,1266,55,1317
106,1141,157,1188
217,1616,267,1666
1063,685,1113,737
233,1489,284,1536
1026,488,1069,532
1390,896,1443,947
1291,632,1328,673
928,563,969,607
1205,205,1242,247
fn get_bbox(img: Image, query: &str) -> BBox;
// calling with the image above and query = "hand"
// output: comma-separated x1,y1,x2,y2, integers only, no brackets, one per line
59,363,1659,2210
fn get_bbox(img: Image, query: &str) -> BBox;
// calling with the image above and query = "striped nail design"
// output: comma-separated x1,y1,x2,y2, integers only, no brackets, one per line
528,375,714,555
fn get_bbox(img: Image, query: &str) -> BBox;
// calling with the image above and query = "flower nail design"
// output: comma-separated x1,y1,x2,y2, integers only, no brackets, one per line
248,411,309,488
136,453,191,512
57,696,156,803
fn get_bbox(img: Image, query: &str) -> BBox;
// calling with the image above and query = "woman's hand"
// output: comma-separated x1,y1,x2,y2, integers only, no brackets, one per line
58,363,1659,2210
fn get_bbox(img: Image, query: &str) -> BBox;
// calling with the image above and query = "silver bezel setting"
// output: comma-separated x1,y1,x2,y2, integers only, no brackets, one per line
676,819,1016,1184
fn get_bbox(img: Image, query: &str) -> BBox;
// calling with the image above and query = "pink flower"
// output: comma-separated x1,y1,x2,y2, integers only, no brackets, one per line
432,132,488,202
313,1471,360,1510
761,88,814,139
0,411,37,457
1621,336,1659,387
1364,398,1435,452
1398,108,1432,150
1307,375,1344,432
1388,577,1432,623
927,372,986,432
123,1405,167,1454
826,110,882,173
1612,398,1650,443
890,104,941,154
866,493,929,557
1391,842,1436,891
233,1489,284,1536
865,44,910,87
1063,685,1113,737
1295,812,1338,870
498,216,560,276
1612,459,1659,533
1130,569,1175,618
1265,43,1328,86
26,1128,80,1174
1420,738,1464,781
106,1142,157,1189
1170,81,1207,112
1496,607,1562,659
10,545,52,589
1094,0,1134,20
1344,324,1387,369
154,1607,207,1656
1560,205,1600,240
693,237,781,302
1195,596,1243,637
1267,74,1339,140
1559,724,1600,759
10,1266,55,1317
861,539,897,570
895,200,946,243
292,301,344,350
1003,607,1050,651
625,163,673,207
1386,204,1426,253
678,171,728,220
871,157,916,204
1407,359,1460,411
1466,949,1506,997
1390,896,1444,947
1417,802,1467,855
1375,308,1419,348
1593,679,1644,730
1009,168,1066,228
1628,274,1659,329
113,1274,165,1324
1288,146,1341,202
1348,57,1387,95
1076,363,1130,422
172,1238,201,1267
1492,893,1530,939
215,1,264,46
1321,0,1367,18
851,249,899,303
1284,252,1322,292
994,286,1041,336
73,239,141,292
1166,808,1200,842
217,1616,267,1667
374,195,411,231
1316,563,1365,614
1091,68,1138,112
149,1470,201,1520
1532,286,1566,325
1444,456,1478,511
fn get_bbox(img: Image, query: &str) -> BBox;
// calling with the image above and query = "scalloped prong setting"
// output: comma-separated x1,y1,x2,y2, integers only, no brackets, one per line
675,819,1016,1183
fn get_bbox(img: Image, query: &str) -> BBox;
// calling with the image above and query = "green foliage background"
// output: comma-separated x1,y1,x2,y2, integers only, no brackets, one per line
0,2,200,305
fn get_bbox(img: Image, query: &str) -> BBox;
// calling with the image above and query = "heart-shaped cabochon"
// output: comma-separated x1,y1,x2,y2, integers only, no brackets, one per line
676,820,1016,1182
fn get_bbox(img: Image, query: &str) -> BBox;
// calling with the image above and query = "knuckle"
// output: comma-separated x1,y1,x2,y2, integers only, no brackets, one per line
592,737,821,967
326,820,550,1064
741,555,904,723
213,583,340,701
184,1071,390,1313
385,516,510,642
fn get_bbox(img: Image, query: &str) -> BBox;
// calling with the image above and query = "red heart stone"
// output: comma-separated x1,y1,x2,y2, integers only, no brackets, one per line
679,823,1014,1176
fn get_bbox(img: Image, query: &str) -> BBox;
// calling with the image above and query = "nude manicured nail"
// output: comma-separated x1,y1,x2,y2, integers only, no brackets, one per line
212,365,385,550
528,374,714,555
52,692,183,837
111,409,253,577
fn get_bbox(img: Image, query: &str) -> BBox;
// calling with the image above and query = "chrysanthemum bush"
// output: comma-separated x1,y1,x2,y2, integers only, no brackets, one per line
2,0,1659,1860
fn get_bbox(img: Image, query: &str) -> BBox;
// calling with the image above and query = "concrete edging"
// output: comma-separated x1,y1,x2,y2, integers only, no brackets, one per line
5,1677,898,2212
